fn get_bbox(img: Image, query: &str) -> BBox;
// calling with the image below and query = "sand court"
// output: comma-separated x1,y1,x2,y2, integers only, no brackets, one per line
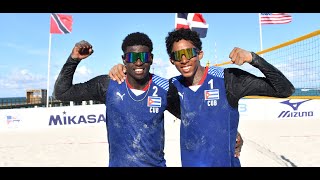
0,118,319,167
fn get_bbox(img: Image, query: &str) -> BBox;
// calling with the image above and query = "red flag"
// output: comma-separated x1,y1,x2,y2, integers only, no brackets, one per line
175,13,209,38
50,13,73,34
260,13,292,25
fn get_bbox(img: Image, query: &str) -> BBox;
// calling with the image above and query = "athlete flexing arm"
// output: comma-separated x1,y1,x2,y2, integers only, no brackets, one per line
53,40,109,103
224,49,295,108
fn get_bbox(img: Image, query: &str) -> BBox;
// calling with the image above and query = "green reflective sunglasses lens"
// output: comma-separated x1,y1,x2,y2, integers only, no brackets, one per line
125,52,151,63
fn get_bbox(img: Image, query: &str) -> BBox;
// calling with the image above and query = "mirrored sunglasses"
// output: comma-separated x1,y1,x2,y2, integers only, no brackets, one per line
123,52,152,63
170,48,199,62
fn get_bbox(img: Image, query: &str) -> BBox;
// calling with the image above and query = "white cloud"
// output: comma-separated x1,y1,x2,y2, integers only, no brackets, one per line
52,65,93,86
75,65,92,76
165,64,180,79
72,65,94,84
152,58,180,79
0,69,47,97
11,69,45,82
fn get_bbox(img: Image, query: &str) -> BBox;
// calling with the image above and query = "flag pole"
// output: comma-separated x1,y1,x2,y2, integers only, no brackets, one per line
46,33,52,108
258,13,263,52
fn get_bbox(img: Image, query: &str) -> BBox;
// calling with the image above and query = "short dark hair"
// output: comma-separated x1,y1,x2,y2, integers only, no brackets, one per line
122,32,153,53
165,28,202,56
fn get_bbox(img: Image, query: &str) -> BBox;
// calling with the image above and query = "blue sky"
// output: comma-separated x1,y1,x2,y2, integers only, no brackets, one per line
0,13,319,98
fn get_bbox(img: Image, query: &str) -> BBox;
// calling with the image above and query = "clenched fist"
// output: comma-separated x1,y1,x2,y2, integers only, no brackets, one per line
70,40,94,61
229,47,253,66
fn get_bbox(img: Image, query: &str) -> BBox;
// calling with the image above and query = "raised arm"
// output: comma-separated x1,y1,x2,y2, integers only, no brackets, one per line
224,47,295,108
53,40,109,103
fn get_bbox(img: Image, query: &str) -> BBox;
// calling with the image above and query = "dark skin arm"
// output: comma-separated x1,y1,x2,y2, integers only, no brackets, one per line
235,132,243,157
109,63,127,83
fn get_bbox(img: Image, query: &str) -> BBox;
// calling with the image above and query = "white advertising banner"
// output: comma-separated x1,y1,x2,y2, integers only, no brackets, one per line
0,104,106,131
0,99,319,131
239,99,319,121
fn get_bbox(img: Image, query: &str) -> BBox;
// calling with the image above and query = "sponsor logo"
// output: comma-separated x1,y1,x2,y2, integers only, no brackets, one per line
6,115,21,128
278,100,313,118
178,92,184,100
238,103,247,113
280,99,310,111
116,92,125,100
49,111,106,126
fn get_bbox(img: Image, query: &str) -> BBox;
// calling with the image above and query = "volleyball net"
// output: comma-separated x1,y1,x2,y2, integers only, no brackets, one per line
215,29,320,99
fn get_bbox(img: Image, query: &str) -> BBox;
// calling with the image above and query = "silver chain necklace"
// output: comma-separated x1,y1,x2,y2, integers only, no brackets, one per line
125,80,151,102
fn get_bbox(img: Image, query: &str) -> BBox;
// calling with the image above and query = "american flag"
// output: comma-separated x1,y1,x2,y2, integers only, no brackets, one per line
260,13,292,25
50,13,73,34
175,13,209,38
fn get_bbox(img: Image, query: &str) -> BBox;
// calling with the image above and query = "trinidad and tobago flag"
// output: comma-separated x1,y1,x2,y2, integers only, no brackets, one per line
50,13,73,34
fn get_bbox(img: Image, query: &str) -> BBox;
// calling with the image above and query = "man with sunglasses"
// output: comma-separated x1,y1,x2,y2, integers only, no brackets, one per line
165,28,294,166
109,28,294,167
53,34,182,167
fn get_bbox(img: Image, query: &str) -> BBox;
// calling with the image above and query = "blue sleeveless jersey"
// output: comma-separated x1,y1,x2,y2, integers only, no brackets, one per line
105,74,169,167
171,66,240,167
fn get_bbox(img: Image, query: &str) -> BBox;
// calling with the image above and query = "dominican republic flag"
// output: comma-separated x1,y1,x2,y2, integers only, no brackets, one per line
50,13,73,34
175,13,209,38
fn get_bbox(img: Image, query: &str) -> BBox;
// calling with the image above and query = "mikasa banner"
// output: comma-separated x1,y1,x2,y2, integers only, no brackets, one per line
0,99,319,131
0,104,106,131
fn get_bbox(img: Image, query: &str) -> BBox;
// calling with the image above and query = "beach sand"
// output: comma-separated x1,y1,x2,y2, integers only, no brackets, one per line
0,119,319,167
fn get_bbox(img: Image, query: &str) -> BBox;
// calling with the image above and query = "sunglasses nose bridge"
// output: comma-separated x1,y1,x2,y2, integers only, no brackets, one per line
134,58,144,65
180,54,190,63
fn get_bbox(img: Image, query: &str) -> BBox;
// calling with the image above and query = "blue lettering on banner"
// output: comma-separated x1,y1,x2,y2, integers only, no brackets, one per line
278,111,313,118
238,103,247,113
278,100,313,118
49,112,106,126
